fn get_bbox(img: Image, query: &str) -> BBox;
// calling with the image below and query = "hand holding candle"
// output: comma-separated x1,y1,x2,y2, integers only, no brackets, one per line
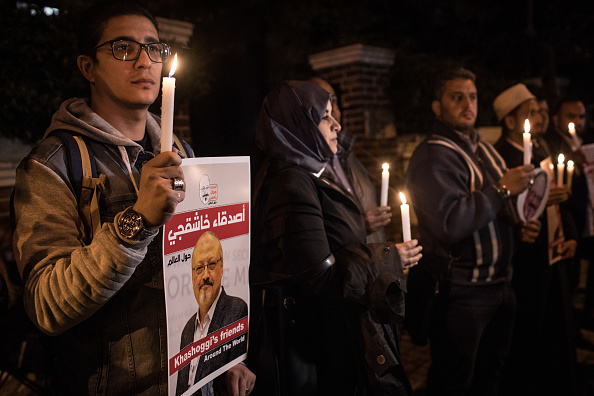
380,163,389,206
523,119,531,165
399,192,411,242
160,54,178,153
557,154,565,187
395,193,422,269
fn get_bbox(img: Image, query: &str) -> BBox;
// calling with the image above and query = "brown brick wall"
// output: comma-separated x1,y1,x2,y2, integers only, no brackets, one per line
315,61,400,188
317,64,392,130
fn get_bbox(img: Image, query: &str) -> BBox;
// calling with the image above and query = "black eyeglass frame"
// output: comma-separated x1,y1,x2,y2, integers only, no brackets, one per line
192,257,222,276
92,39,171,63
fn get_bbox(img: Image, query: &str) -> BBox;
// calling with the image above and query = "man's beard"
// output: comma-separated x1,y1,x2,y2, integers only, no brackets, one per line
198,285,215,307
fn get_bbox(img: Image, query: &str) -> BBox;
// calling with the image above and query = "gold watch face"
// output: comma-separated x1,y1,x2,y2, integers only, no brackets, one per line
120,210,143,239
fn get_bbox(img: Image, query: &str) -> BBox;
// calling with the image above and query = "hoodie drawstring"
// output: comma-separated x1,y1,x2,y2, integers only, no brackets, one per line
118,146,140,196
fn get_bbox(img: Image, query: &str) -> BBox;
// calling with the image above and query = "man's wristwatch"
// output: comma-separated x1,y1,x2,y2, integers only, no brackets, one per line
117,206,148,240
494,182,511,199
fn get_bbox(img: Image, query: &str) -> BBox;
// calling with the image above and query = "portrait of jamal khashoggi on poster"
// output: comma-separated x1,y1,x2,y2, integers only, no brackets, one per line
163,157,250,396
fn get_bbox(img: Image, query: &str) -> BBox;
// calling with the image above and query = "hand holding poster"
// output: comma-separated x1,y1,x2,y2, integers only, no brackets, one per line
163,157,250,396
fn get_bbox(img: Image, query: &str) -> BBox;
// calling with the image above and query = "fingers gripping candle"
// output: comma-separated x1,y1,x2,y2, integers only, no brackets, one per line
160,54,177,153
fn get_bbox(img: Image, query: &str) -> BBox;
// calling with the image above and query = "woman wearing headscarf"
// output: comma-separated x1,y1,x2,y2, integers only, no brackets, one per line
249,81,422,396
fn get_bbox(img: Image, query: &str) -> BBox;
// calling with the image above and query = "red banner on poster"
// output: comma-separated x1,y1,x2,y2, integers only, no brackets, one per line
164,203,249,255
169,317,248,375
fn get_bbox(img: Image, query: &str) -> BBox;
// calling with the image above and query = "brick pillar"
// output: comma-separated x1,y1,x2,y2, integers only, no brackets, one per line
308,44,400,199
309,44,396,176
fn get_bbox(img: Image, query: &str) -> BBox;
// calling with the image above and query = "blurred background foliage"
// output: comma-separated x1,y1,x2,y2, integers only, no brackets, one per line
0,3,85,144
1,0,593,144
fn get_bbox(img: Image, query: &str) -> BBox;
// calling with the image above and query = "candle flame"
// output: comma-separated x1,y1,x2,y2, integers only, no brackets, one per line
568,122,575,133
524,119,530,134
399,192,407,205
169,54,178,78
567,160,574,168
558,153,565,164
382,163,389,171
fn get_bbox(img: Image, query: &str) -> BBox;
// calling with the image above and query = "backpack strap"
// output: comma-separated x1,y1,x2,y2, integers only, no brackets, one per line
49,130,104,244
73,135,104,243
172,134,188,158
49,130,89,201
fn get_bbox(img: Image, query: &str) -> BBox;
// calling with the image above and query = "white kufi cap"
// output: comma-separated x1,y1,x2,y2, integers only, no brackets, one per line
493,83,535,122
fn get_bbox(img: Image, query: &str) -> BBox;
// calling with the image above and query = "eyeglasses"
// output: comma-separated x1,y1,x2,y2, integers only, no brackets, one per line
192,257,222,275
93,39,171,63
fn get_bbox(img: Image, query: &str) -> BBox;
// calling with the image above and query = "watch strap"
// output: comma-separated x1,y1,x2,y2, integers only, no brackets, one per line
494,182,511,199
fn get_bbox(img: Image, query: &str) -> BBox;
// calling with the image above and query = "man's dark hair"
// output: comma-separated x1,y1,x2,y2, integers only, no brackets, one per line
526,84,546,102
78,0,159,59
550,95,584,117
433,68,476,101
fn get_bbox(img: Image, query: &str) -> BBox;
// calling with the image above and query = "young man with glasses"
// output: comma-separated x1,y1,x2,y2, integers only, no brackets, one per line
11,1,254,394
176,231,249,396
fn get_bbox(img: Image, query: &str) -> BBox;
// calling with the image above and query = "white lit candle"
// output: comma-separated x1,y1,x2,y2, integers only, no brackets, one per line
557,154,565,187
568,122,580,150
399,192,411,242
523,119,531,165
567,160,574,190
160,54,178,153
380,163,389,206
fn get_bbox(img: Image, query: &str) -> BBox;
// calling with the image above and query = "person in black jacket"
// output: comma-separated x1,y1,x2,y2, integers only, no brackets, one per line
405,69,536,396
249,80,422,396
493,83,578,395
308,77,392,243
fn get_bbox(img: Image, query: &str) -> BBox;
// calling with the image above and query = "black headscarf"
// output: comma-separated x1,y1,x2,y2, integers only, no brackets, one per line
256,80,334,174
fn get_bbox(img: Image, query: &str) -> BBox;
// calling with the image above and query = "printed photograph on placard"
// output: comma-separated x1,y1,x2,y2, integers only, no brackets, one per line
163,157,250,396
517,168,549,222
539,156,564,266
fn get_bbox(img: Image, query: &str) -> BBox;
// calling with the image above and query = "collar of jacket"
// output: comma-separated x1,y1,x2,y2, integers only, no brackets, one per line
430,120,480,156
275,159,363,214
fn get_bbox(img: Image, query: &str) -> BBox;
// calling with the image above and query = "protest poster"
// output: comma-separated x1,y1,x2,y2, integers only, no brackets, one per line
517,167,549,222
163,157,250,396
540,156,564,265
